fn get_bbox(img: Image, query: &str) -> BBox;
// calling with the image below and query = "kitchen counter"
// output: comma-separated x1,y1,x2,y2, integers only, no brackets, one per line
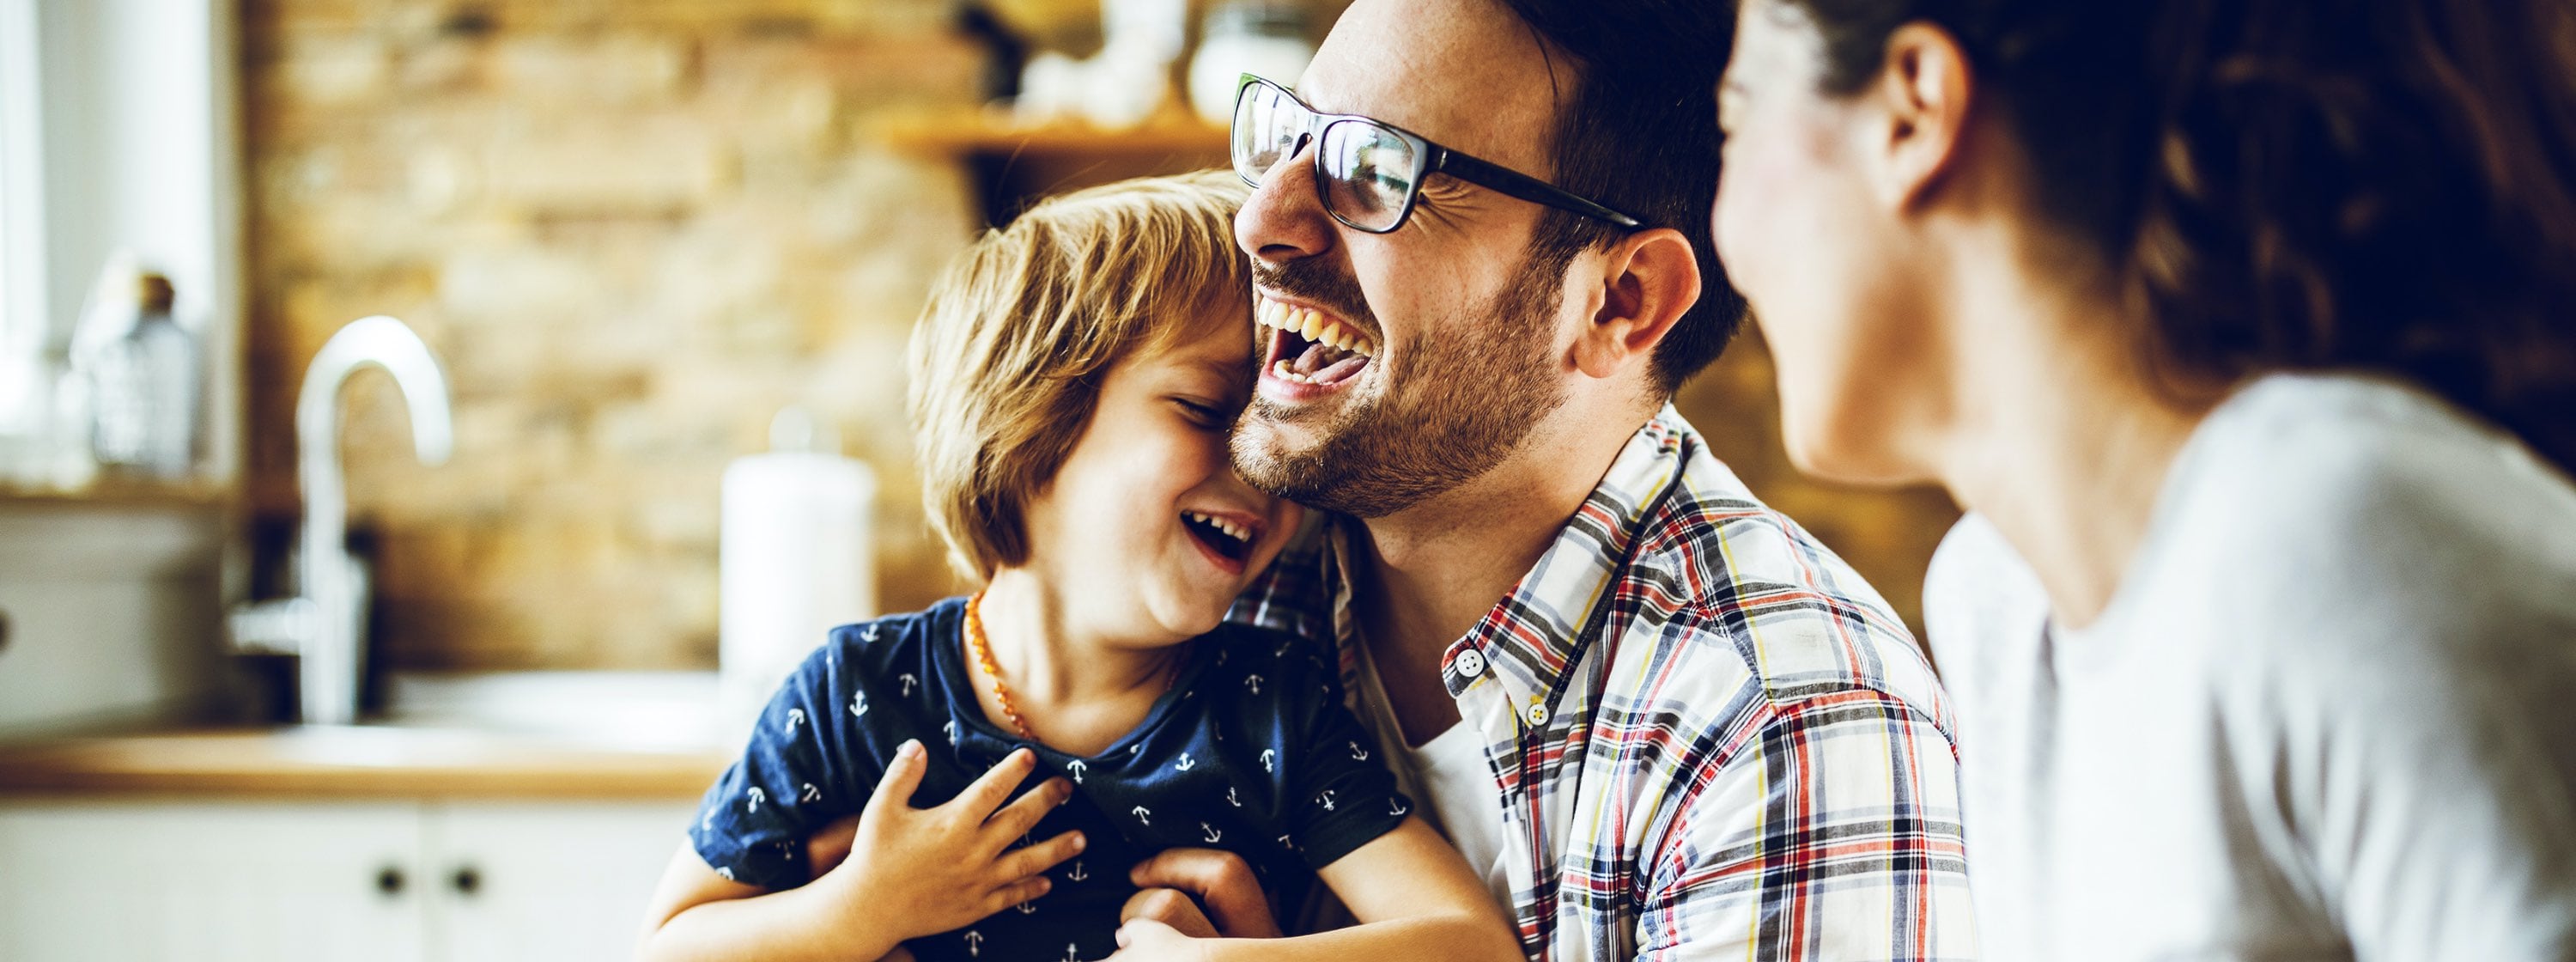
0,726,731,799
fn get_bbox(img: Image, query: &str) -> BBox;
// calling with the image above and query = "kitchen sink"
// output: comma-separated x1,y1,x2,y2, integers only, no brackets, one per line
372,670,726,751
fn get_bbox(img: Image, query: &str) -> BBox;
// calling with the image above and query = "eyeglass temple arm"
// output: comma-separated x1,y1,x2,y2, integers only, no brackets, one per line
1430,149,1644,228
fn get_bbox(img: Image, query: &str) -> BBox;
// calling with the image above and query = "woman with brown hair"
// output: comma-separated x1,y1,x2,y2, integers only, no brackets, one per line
1710,0,2576,956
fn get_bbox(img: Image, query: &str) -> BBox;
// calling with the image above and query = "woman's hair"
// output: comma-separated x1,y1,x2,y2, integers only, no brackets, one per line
908,170,1252,581
1778,0,2576,473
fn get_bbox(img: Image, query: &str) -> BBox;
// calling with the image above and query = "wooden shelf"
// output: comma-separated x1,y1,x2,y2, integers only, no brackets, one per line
878,110,1230,157
0,477,238,512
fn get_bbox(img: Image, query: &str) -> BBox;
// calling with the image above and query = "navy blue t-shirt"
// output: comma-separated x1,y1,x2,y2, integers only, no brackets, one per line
691,597,1411,962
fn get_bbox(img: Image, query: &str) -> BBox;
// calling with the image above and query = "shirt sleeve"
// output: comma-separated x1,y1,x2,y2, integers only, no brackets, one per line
1283,661,1413,871
690,635,882,890
1634,690,1976,960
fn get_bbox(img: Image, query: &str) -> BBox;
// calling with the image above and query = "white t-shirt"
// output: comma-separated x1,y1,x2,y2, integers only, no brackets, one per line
1351,638,1513,908
1928,373,2576,959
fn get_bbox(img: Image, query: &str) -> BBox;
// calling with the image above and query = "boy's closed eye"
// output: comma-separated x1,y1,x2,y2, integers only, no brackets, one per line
1170,396,1237,431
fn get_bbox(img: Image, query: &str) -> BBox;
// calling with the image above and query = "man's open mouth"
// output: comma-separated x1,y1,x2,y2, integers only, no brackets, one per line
1258,298,1376,389
1181,510,1256,563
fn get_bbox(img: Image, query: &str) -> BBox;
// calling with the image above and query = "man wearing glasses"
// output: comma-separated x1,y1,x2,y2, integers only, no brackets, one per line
1120,0,1975,959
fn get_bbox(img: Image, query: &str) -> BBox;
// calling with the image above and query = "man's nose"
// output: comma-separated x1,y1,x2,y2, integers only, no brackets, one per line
1235,137,1337,268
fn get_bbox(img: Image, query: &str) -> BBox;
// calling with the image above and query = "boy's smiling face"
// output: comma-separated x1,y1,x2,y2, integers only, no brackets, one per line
1018,300,1303,646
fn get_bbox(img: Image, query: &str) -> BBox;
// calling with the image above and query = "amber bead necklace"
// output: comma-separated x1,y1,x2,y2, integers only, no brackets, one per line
963,589,1180,744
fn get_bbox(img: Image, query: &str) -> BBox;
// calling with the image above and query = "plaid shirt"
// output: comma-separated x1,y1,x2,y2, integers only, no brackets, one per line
1229,405,1974,960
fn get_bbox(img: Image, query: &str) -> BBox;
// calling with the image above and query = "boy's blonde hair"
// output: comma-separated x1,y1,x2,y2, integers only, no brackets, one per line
908,169,1253,581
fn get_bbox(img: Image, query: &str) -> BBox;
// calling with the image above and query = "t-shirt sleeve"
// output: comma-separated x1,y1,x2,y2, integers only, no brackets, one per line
1282,663,1413,871
689,635,883,890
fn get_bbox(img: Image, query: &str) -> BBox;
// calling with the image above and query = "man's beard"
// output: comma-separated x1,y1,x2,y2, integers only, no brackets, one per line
1231,248,1571,518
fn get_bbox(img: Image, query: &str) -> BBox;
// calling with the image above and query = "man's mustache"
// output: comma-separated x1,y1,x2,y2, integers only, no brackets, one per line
1252,259,1378,334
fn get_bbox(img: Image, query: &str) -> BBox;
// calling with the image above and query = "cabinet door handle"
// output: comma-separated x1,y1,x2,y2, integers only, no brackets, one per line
375,866,407,898
452,865,481,897
0,606,12,657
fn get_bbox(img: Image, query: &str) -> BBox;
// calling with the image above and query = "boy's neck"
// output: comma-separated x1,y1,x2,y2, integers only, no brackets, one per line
975,568,1187,706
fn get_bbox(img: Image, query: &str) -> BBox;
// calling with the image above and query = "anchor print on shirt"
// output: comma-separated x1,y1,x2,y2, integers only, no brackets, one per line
784,707,806,734
1347,740,1370,762
1062,944,1084,962
897,673,918,697
848,691,868,718
1244,673,1264,696
1225,785,1242,808
963,930,984,957
800,782,822,803
1173,752,1196,772
1066,759,1088,784
745,786,767,813
1389,797,1410,817
1317,789,1337,813
862,624,880,642
1132,806,1152,826
944,720,959,745
1066,860,1088,883
1015,898,1038,915
1201,822,1223,843
1260,749,1276,774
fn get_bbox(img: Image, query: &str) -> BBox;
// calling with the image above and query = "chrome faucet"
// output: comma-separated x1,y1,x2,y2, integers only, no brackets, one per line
229,316,452,725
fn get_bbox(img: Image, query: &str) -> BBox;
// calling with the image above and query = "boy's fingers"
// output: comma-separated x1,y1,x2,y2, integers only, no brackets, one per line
860,740,927,819
981,777,1072,847
993,829,1085,880
951,747,1037,820
981,875,1053,916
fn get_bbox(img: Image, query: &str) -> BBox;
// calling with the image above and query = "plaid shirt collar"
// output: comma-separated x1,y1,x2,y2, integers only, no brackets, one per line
1433,407,1688,719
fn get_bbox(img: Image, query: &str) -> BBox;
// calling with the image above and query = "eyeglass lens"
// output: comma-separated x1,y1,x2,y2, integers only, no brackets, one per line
1233,80,1422,233
1318,120,1416,232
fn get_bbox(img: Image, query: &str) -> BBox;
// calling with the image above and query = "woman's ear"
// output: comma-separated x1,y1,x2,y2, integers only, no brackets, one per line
1571,227,1701,381
1872,22,1976,211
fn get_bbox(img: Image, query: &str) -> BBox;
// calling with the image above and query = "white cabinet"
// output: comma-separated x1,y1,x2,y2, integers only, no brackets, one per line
428,802,695,961
0,801,427,962
0,799,696,962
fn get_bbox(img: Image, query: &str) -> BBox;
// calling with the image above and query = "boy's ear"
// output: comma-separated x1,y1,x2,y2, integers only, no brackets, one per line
1571,227,1699,381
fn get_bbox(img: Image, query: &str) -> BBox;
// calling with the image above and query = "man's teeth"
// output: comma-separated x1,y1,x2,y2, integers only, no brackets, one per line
1183,511,1250,543
1255,299,1374,358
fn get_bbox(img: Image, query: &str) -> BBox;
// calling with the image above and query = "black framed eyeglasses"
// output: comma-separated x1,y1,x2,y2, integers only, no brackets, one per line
1230,74,1645,234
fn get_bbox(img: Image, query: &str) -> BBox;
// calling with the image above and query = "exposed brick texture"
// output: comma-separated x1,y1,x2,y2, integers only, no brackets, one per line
242,0,1954,673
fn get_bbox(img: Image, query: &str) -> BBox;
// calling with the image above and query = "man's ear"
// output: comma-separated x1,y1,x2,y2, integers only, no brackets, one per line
1873,22,1974,210
1571,227,1700,381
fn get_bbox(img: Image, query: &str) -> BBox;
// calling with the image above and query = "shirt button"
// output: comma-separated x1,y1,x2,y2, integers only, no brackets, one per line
1451,648,1487,679
1527,702,1550,726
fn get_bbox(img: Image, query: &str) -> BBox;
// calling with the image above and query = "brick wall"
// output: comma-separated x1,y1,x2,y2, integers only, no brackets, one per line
242,0,1956,674
243,0,988,670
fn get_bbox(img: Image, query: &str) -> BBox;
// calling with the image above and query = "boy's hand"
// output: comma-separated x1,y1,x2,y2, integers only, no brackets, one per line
814,740,1084,943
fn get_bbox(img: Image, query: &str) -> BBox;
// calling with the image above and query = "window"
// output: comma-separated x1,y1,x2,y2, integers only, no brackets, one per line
0,0,46,437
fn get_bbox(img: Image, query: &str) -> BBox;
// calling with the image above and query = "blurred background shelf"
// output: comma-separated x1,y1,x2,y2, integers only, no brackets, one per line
878,111,1230,156
879,110,1230,225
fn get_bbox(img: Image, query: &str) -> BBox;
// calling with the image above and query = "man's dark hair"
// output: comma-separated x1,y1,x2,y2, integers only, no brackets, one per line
1499,0,1742,396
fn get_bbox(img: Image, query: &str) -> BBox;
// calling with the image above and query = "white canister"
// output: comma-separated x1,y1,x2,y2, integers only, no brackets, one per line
1188,3,1315,125
716,408,877,745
